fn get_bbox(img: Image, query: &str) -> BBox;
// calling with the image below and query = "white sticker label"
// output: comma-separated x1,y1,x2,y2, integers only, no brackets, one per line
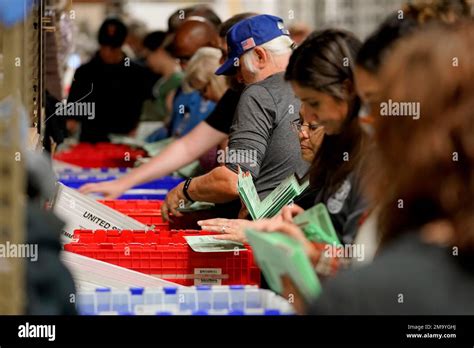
194,268,223,286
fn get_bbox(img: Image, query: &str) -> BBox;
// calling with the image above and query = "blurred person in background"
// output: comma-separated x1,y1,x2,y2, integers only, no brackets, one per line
167,4,222,34
134,30,168,123
168,17,221,69
66,18,154,143
79,13,254,207
354,0,474,265
142,17,221,142
123,18,148,61
140,31,183,123
356,0,473,134
142,30,167,58
181,47,229,171
288,23,312,45
183,47,228,105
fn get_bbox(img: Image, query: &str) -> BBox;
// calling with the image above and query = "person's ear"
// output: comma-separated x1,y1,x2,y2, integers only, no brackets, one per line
253,47,268,70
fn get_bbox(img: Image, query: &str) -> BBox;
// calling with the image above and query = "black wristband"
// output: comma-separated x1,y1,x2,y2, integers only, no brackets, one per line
183,177,195,203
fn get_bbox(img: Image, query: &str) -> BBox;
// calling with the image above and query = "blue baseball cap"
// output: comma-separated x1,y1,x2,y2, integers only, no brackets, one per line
215,14,290,76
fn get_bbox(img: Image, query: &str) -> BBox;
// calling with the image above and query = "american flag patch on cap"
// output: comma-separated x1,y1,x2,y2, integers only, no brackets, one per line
241,37,256,51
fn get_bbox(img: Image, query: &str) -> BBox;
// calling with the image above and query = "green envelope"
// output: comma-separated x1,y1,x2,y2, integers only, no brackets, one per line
293,203,342,246
246,229,322,303
238,167,309,220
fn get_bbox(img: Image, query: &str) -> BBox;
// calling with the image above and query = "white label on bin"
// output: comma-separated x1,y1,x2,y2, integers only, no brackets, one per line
52,184,147,244
194,268,223,285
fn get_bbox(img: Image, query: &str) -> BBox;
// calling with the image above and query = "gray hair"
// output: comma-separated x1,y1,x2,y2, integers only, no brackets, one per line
241,35,294,74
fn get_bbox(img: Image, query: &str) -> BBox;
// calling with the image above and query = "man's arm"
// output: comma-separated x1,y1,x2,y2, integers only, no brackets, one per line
187,166,239,202
161,165,239,218
121,122,227,187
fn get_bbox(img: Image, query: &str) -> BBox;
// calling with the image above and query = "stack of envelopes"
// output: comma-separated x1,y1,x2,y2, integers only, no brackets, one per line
238,168,309,220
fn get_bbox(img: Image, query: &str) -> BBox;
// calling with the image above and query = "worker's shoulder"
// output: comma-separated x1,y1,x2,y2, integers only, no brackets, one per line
241,72,289,100
248,72,287,91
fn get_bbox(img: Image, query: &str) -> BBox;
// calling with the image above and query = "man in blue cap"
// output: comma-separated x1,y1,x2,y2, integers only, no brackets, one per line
162,14,309,223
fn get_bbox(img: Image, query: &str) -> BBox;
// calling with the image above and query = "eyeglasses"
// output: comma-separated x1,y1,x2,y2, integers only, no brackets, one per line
291,119,321,134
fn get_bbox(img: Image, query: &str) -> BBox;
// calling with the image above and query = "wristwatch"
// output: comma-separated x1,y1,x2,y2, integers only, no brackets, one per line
183,177,195,203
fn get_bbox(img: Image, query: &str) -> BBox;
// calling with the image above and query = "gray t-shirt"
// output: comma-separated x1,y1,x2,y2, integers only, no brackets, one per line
226,72,309,198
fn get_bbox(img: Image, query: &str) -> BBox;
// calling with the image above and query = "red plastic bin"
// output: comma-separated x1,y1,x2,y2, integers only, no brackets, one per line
54,143,146,168
65,229,261,286
98,200,166,226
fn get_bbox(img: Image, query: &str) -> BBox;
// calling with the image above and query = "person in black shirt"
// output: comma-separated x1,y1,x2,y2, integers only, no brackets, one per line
66,18,153,143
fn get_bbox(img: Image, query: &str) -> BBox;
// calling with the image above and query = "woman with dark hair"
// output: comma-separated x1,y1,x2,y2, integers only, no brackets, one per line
285,29,367,245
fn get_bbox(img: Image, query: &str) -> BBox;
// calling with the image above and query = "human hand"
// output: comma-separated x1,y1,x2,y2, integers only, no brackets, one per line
197,218,252,243
280,204,305,223
79,179,130,199
161,183,186,221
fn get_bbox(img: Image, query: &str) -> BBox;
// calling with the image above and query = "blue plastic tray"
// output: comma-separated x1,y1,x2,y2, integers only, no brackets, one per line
77,285,294,316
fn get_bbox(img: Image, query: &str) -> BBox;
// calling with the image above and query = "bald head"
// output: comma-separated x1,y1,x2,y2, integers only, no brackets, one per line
172,18,220,68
